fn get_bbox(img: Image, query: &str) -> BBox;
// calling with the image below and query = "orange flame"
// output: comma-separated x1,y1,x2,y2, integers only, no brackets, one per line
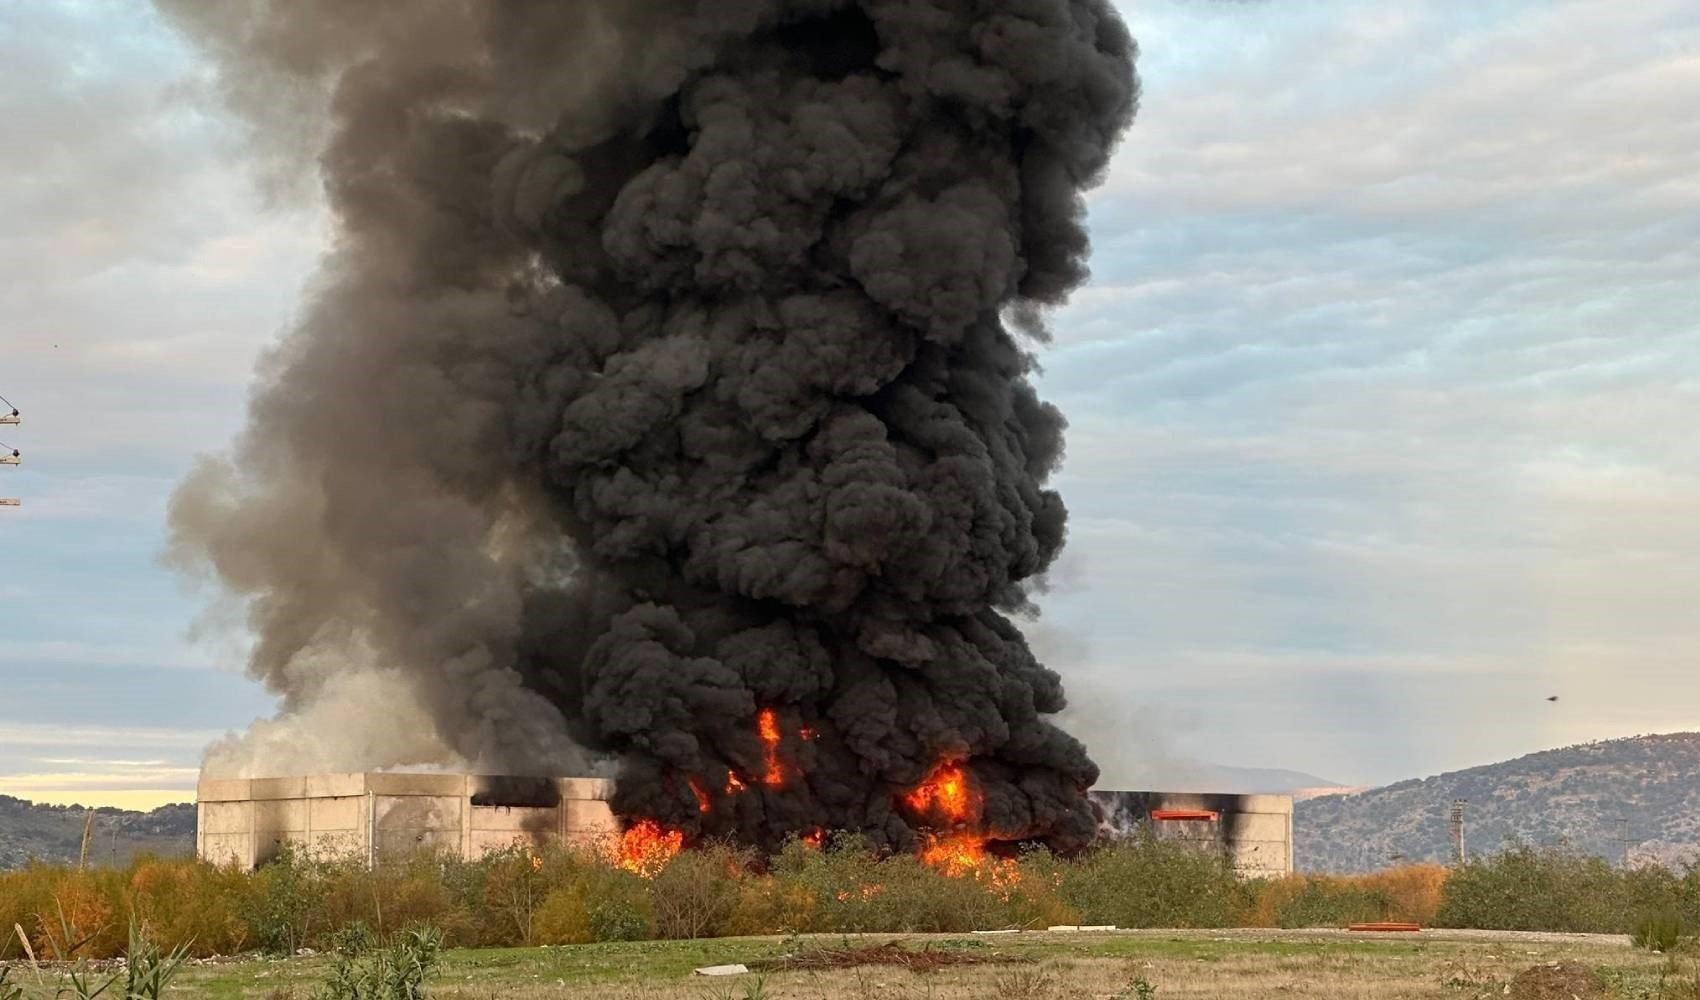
803,827,826,849
618,820,684,877
758,708,785,787
799,726,815,742
725,771,747,794
980,858,1023,899
917,831,987,877
689,777,711,814
915,832,1021,892
836,883,885,903
904,760,976,822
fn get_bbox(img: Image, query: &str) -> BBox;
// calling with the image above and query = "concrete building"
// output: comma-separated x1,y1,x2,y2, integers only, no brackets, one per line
1088,790,1294,879
196,772,620,869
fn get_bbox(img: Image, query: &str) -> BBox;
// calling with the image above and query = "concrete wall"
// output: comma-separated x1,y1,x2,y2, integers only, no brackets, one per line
197,773,619,869
1087,790,1295,879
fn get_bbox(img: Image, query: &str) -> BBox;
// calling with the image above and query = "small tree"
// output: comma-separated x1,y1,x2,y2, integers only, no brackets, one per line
649,844,745,939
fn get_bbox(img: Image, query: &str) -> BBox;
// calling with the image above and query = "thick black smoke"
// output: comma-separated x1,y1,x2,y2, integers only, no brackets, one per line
164,0,1138,853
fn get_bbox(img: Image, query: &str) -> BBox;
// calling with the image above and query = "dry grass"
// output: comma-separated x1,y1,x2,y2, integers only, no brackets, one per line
417,951,1572,1000
84,928,1675,1000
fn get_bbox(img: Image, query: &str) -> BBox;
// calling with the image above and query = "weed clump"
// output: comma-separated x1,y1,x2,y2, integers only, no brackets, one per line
315,926,442,1000
1632,913,1688,952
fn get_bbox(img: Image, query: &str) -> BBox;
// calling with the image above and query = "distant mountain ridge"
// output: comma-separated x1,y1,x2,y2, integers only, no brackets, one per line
0,795,195,869
5,734,1697,873
1167,762,1341,795
1295,733,1700,873
1096,761,1339,796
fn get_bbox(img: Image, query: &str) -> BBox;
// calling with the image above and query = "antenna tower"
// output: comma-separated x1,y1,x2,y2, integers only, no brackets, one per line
1449,799,1467,864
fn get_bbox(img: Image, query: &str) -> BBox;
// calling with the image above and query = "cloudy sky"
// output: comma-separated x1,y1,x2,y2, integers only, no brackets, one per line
2,0,1697,808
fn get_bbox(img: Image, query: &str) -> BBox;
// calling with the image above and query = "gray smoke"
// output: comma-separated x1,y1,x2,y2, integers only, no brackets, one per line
164,0,1138,853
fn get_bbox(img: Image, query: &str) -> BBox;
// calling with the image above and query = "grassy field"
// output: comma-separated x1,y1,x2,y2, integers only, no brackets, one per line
6,929,1688,1000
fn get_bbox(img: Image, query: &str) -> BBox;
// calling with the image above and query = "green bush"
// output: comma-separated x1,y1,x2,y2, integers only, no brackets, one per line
245,843,335,955
316,851,468,946
588,899,651,942
649,843,747,939
1267,877,1389,928
1436,841,1681,935
761,835,1014,934
471,847,551,947
1059,834,1247,929
532,864,653,944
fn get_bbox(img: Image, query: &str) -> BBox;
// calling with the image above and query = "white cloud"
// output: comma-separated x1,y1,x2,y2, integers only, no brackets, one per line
1037,0,1700,783
0,768,199,792
0,721,219,752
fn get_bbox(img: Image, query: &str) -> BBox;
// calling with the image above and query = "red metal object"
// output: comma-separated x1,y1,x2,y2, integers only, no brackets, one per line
1150,809,1219,822
1347,922,1422,933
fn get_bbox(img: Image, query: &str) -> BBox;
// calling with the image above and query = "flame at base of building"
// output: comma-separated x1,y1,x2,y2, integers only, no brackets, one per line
618,819,685,876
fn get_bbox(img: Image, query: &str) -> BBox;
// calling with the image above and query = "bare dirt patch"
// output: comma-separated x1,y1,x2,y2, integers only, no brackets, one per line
1508,960,1607,1000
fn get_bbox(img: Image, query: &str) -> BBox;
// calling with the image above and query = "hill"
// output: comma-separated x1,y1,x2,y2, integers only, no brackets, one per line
1171,762,1340,795
0,795,195,869
1296,733,1700,873
1095,757,1339,795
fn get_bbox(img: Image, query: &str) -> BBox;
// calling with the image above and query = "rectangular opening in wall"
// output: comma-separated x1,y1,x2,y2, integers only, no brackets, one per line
1151,809,1219,822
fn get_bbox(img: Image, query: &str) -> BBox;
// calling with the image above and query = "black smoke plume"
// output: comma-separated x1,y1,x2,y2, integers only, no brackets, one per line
163,0,1139,854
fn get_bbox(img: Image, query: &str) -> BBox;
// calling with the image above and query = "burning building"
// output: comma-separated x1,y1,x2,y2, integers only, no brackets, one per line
166,0,1140,861
197,773,1294,882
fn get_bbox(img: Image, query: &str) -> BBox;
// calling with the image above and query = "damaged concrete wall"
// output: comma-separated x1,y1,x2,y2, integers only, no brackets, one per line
197,773,619,869
1088,790,1294,878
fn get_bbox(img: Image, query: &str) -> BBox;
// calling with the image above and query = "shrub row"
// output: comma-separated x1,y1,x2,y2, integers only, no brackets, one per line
1,836,1689,959
1435,842,1700,935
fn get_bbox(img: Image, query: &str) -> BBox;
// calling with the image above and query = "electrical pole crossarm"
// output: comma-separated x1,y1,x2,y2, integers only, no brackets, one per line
1,395,21,508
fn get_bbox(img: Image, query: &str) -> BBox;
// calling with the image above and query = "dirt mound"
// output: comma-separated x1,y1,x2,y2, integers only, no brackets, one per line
1509,961,1606,1000
750,941,1030,974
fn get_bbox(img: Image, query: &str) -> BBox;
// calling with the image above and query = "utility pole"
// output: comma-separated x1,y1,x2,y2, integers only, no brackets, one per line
1450,800,1467,864
1621,817,1633,869
1,393,19,507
